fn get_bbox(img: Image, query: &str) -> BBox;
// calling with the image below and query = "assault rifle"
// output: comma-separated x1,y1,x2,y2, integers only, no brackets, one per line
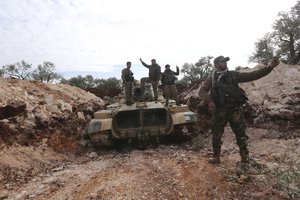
215,81,248,105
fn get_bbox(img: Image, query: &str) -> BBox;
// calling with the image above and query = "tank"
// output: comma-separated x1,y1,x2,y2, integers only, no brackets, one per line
81,83,198,149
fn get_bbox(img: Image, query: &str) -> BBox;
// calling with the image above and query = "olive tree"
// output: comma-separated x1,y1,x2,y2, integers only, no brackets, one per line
61,75,88,89
94,77,121,89
180,56,213,85
250,0,300,64
32,61,62,83
2,60,32,79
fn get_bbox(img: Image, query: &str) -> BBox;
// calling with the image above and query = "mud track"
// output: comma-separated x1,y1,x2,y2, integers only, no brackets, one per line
1,127,299,200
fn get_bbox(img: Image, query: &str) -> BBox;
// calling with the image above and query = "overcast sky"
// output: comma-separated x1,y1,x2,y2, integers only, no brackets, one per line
0,0,297,80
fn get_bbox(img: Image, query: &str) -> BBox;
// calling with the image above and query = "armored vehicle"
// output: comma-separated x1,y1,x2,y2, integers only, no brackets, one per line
81,83,197,148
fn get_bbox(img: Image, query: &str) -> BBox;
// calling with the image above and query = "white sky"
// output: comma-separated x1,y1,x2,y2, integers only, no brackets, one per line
0,0,298,80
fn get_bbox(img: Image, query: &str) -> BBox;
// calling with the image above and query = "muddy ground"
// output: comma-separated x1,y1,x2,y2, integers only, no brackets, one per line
0,126,299,200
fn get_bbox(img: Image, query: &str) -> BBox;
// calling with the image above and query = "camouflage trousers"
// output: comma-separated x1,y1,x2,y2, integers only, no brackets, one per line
164,84,179,105
211,105,249,161
124,82,132,104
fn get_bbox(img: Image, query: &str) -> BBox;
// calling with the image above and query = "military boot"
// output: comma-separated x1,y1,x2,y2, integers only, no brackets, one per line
240,147,250,163
208,156,221,164
209,147,221,164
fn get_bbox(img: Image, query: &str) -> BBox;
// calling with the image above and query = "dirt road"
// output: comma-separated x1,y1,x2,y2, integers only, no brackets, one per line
1,127,299,200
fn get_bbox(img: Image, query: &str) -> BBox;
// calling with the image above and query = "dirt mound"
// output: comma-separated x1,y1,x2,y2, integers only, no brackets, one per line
240,63,300,130
0,78,104,150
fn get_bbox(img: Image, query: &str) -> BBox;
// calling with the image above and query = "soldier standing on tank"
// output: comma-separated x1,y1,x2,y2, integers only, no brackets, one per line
161,64,180,106
198,55,280,164
139,58,161,102
121,61,134,105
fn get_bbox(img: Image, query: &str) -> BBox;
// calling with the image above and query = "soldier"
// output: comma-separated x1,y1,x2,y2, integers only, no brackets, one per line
198,55,280,164
121,61,134,105
140,58,161,102
161,64,180,106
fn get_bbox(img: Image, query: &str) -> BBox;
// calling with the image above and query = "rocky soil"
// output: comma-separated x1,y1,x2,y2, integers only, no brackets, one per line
0,63,299,200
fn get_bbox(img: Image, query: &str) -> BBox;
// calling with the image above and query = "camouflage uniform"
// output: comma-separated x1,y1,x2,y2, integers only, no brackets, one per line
140,60,161,101
161,65,180,106
199,64,275,163
122,67,134,105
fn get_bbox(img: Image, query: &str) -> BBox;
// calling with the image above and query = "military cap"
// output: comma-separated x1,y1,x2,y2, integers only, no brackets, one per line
213,56,230,64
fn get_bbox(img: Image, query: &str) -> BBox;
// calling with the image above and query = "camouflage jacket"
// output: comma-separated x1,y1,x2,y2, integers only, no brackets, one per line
199,65,274,105
122,68,134,83
161,68,179,85
141,61,161,81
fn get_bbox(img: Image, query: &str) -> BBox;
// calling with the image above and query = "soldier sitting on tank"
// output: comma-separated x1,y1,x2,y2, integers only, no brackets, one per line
161,64,180,106
121,61,134,105
139,58,161,102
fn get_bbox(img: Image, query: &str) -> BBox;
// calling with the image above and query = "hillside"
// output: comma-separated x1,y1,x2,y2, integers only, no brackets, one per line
0,78,104,150
0,63,299,199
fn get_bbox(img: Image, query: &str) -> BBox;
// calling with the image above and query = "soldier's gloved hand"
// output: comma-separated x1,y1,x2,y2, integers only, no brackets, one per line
269,57,280,69
208,101,216,114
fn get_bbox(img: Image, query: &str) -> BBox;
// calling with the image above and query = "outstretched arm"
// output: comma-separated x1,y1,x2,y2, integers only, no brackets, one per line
236,57,280,83
140,57,150,68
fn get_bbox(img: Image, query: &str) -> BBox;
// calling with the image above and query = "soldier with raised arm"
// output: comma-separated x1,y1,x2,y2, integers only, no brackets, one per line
139,58,161,102
199,55,280,164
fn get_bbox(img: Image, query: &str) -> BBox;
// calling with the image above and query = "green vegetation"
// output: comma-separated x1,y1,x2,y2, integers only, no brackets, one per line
2,60,32,80
61,76,121,90
180,56,213,85
249,0,300,64
32,61,62,83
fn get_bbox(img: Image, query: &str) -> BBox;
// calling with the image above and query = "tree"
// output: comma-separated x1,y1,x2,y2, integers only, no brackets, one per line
61,75,88,89
94,77,121,89
2,60,32,79
177,76,191,87
180,56,213,85
249,33,274,64
32,61,62,83
250,1,300,64
60,75,121,90
273,1,300,64
85,75,95,88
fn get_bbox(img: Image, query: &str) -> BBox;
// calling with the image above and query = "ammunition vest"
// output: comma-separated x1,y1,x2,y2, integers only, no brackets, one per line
210,70,247,106
122,68,134,82
161,69,177,85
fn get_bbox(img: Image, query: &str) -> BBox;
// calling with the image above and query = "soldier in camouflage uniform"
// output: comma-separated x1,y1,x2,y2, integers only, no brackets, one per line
161,64,180,106
140,58,161,102
122,61,134,105
198,55,279,164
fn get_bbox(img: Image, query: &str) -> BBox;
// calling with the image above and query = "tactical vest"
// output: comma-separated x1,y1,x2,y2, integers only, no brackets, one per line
162,70,177,85
123,68,134,82
210,70,247,106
